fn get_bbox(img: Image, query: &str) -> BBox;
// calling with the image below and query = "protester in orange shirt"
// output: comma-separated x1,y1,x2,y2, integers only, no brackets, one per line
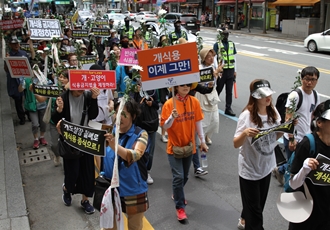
160,84,208,222
132,28,148,50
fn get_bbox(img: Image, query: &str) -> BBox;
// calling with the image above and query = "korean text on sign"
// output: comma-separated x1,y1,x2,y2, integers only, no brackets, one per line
69,70,116,90
27,19,61,40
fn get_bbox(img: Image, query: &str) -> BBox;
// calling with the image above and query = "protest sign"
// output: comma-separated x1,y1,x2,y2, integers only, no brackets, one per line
4,57,33,78
307,154,330,186
72,30,89,38
138,42,200,91
199,67,214,83
20,43,39,52
95,19,109,25
69,69,116,90
79,55,97,65
90,28,111,37
251,120,295,145
33,84,62,98
71,10,79,23
60,119,106,157
118,48,138,66
27,18,61,40
0,19,24,30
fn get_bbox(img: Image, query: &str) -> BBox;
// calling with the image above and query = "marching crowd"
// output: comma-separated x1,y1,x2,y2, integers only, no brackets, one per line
4,10,330,230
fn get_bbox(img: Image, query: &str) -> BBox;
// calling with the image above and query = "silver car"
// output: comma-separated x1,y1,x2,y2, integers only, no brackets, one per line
141,22,196,47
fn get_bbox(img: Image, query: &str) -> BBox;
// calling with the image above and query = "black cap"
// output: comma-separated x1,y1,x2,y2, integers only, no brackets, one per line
174,20,181,25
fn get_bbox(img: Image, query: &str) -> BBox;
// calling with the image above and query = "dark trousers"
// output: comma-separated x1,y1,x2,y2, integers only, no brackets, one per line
216,68,235,110
239,174,271,230
11,95,25,121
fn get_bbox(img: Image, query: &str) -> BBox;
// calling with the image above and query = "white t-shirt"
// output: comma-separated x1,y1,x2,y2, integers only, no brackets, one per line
93,89,114,125
283,87,320,142
234,109,280,180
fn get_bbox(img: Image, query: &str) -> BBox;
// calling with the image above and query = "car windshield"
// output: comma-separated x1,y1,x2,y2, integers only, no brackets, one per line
109,14,126,20
164,24,188,33
180,15,197,22
79,11,90,16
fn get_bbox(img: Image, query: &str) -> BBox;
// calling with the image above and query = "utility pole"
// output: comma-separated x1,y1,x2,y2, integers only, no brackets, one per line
320,0,324,31
262,0,267,34
234,0,238,30
247,0,251,32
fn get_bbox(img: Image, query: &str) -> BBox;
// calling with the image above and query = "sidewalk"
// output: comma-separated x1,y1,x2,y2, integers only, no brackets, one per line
201,26,305,42
0,62,30,229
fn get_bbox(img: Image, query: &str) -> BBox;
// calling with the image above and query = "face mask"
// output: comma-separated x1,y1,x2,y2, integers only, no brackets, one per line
175,25,181,31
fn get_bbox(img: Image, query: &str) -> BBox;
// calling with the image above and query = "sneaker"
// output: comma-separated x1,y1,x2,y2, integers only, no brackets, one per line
33,140,39,149
237,218,245,229
161,135,168,143
194,167,208,177
176,208,187,221
81,200,95,214
54,156,61,167
19,119,25,125
273,167,284,186
171,195,187,205
39,137,48,146
62,184,72,206
147,173,154,185
205,136,212,145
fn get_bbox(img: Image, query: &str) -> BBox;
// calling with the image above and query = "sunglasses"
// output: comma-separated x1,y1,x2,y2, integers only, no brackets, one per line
179,84,192,87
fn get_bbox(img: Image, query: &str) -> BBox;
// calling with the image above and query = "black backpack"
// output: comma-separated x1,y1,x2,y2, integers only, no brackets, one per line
275,88,317,123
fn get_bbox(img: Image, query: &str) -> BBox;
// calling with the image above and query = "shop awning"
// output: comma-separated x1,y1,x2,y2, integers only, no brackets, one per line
137,0,156,4
217,0,244,5
216,0,264,5
269,0,320,6
163,0,186,3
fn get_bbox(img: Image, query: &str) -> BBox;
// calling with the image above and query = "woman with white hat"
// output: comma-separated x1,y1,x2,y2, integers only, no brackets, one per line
233,79,282,230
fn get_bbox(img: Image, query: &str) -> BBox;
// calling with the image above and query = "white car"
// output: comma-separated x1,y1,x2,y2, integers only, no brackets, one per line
124,11,136,21
78,10,95,25
134,11,158,23
142,22,196,46
304,29,330,53
106,13,126,28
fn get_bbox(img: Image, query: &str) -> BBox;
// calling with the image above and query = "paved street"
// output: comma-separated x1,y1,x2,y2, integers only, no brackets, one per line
1,27,329,230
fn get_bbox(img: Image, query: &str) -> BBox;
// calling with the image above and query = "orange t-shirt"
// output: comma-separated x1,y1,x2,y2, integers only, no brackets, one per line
160,96,204,154
132,39,148,50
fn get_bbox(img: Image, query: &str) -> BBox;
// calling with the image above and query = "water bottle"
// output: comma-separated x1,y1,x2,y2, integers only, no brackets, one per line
201,152,208,168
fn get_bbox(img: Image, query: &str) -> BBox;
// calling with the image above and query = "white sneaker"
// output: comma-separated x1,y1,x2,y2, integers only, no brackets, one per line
161,135,168,143
54,156,61,167
147,173,154,185
237,218,245,229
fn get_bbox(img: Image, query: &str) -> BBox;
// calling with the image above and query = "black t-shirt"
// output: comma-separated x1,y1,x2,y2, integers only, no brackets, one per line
289,132,330,230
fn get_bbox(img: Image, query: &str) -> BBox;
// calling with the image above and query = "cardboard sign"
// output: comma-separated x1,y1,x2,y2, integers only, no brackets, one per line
251,120,295,145
199,67,214,83
69,69,116,90
138,42,200,91
307,154,330,186
4,57,33,78
0,19,24,30
90,28,111,37
79,55,97,65
20,43,39,52
60,119,106,157
118,48,138,66
95,19,109,25
33,84,62,98
27,18,61,40
72,30,89,38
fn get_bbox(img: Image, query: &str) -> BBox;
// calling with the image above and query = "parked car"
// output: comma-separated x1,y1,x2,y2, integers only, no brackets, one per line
163,13,200,34
105,13,126,28
134,11,158,23
304,29,330,53
106,8,121,14
78,10,95,25
124,11,136,21
141,22,196,47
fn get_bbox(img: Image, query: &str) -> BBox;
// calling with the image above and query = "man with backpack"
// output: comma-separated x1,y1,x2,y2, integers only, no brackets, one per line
273,66,320,185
